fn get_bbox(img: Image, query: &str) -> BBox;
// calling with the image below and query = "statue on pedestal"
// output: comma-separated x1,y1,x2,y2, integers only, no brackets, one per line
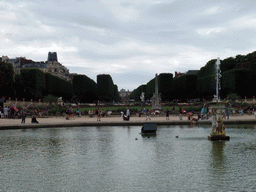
151,74,161,110
140,92,145,102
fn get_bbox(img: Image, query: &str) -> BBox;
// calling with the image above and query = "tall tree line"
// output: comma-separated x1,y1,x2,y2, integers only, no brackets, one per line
97,74,119,102
0,64,119,103
131,51,256,101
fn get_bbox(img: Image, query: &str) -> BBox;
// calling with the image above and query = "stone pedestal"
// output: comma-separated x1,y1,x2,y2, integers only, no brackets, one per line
151,74,161,110
208,101,230,141
208,135,230,141
152,93,162,109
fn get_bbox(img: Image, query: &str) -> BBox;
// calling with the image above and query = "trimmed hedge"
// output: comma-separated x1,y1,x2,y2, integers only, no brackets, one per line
45,72,73,100
97,74,118,102
222,69,255,97
20,68,45,99
72,74,97,103
0,61,14,97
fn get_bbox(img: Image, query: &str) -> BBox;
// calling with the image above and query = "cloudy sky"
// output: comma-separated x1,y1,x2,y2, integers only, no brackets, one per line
1,0,256,91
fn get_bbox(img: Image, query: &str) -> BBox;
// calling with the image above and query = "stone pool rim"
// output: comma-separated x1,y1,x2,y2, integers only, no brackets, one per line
1,118,256,130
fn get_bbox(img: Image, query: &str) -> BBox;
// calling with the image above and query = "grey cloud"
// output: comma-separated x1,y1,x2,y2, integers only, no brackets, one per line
1,0,256,90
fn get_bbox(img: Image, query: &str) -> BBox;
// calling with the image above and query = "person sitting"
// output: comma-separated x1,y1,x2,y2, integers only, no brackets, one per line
31,116,39,123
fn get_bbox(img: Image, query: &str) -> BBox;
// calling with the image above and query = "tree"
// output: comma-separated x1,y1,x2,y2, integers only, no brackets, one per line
173,74,197,100
145,78,155,100
196,59,217,99
20,69,45,100
196,59,216,78
158,73,173,101
130,85,146,101
43,94,58,105
97,74,116,102
222,69,254,98
45,73,73,101
72,74,97,103
0,61,14,97
220,57,236,73
227,93,240,104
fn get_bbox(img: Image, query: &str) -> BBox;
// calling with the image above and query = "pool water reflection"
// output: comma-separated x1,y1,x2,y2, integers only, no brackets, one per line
1,125,256,191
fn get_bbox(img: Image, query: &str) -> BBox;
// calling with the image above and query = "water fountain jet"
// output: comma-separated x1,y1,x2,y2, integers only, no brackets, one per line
208,58,230,141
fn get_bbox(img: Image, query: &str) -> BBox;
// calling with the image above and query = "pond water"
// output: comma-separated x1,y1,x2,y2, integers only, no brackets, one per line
1,125,256,191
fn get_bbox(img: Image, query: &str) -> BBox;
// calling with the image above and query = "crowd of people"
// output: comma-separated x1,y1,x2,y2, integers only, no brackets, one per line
0,104,52,119
0,105,40,124
1,102,256,125
0,105,19,119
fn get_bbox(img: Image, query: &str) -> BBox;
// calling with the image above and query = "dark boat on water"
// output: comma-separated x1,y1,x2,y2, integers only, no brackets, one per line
141,123,157,135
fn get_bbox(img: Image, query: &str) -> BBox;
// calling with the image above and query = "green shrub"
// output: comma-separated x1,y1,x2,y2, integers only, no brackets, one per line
48,109,57,115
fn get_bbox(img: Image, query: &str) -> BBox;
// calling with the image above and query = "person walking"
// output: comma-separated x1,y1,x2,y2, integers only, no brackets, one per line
146,109,151,121
4,106,9,119
65,107,70,120
70,106,75,120
21,111,26,124
126,108,130,121
225,106,229,119
166,109,170,120
97,107,101,121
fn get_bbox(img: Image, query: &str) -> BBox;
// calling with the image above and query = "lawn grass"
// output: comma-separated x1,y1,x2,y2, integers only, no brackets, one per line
76,105,203,114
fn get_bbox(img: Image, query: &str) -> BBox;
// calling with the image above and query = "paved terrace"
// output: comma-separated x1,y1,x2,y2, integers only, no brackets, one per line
1,114,256,130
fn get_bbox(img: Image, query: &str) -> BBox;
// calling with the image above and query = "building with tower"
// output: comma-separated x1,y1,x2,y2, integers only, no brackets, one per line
47,52,58,62
1,52,71,81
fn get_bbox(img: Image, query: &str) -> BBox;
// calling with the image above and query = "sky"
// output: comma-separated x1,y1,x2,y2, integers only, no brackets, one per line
1,0,256,91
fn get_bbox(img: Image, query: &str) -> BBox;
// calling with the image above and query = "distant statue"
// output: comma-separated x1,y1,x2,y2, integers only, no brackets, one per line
213,95,218,102
151,74,161,109
140,92,145,102
211,108,217,132
211,108,226,135
216,117,225,133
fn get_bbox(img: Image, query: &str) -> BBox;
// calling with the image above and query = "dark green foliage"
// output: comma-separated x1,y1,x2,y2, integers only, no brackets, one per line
196,59,216,78
17,69,73,101
130,84,146,101
158,73,173,101
195,59,217,99
132,51,256,101
172,76,184,99
145,78,155,100
20,69,45,100
0,61,14,97
220,57,236,73
14,74,24,98
236,51,256,72
197,75,215,99
43,94,58,104
173,74,197,100
45,73,73,100
97,74,116,102
227,93,240,103
72,74,97,103
185,74,197,98
113,84,119,101
235,54,245,62
222,69,255,97
143,73,178,101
